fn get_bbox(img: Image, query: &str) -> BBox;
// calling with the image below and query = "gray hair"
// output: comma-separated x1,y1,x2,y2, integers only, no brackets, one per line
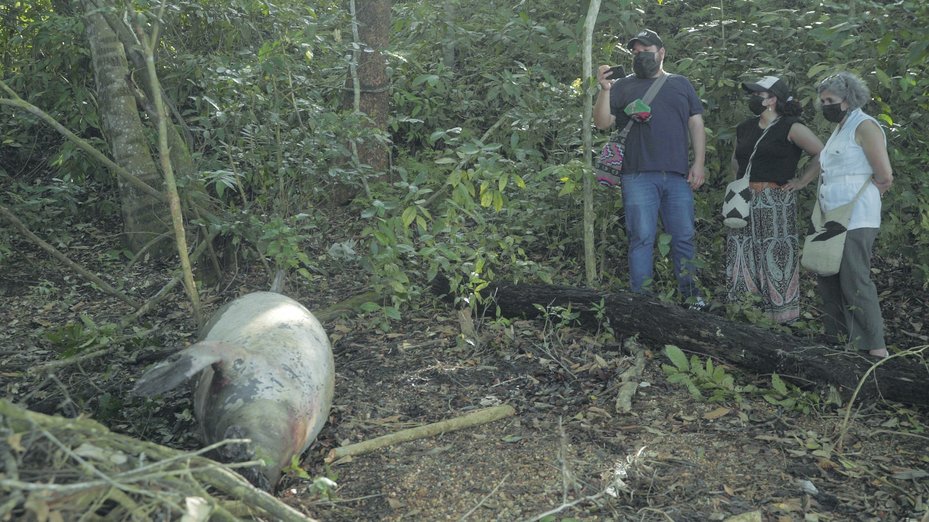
817,71,870,110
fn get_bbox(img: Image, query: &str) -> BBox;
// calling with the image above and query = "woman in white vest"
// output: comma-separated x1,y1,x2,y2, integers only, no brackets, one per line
815,72,893,357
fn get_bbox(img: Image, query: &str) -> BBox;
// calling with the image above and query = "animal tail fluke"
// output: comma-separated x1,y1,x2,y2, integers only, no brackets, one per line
131,341,232,396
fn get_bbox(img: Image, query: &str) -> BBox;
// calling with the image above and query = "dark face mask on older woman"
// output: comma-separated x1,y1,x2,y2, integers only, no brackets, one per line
821,102,847,123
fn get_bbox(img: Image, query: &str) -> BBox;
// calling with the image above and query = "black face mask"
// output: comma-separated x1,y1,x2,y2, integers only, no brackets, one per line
748,96,766,116
822,102,847,123
633,51,660,79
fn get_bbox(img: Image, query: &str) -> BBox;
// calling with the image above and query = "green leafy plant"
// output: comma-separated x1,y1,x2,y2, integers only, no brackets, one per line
661,345,830,413
762,373,824,415
307,475,339,501
282,459,339,500
661,345,737,402
282,455,311,480
590,297,616,342
252,214,316,281
44,315,117,357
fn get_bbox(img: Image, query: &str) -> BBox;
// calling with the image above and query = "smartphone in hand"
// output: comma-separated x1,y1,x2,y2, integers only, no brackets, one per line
607,65,625,79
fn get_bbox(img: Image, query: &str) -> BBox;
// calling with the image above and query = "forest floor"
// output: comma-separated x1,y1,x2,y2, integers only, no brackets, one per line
2,213,929,522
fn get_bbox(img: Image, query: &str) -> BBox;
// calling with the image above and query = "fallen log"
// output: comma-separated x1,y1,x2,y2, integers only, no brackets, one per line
436,279,928,406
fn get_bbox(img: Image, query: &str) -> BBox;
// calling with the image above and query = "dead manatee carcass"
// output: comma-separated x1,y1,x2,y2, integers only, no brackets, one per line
132,291,335,490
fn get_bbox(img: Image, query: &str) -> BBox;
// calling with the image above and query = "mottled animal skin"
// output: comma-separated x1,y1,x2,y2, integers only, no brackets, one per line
133,292,334,490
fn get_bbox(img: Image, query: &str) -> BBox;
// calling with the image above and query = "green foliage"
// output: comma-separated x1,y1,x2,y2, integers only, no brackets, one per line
533,303,581,331
209,210,319,282
281,458,339,500
254,214,316,281
590,298,615,341
4,0,929,321
95,393,124,423
661,345,735,402
661,345,830,413
0,3,102,187
45,315,118,357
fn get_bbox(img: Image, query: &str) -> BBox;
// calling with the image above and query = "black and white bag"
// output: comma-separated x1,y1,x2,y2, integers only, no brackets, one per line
721,117,781,228
800,179,871,276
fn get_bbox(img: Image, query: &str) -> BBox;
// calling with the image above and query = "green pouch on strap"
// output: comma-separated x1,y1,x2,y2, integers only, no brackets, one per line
624,98,652,122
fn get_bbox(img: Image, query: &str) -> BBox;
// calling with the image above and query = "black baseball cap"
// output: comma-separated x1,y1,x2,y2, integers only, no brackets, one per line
742,76,791,101
626,29,664,50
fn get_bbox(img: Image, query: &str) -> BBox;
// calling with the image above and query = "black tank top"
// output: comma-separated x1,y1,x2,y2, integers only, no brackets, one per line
734,116,803,184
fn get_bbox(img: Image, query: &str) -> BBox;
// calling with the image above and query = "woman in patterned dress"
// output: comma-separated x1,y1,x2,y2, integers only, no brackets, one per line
726,76,824,323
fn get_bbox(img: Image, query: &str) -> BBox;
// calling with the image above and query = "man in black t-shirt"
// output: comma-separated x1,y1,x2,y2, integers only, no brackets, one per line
594,29,706,304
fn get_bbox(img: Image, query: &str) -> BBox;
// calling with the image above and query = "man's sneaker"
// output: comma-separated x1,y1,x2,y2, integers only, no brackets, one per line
687,297,708,311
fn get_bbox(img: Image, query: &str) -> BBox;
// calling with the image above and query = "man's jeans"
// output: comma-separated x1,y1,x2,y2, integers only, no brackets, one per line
620,171,699,298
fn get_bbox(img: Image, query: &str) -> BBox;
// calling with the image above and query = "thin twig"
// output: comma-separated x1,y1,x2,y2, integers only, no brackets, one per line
457,473,510,521
520,416,619,522
522,491,608,522
835,345,929,451
32,327,157,372
120,229,217,327
132,3,202,325
0,87,164,202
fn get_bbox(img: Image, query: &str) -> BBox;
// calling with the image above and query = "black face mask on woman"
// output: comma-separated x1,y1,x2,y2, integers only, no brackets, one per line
748,96,766,116
633,52,660,79
821,102,847,123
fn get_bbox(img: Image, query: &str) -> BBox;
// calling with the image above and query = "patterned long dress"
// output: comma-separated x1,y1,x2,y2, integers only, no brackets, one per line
726,187,800,323
725,115,804,323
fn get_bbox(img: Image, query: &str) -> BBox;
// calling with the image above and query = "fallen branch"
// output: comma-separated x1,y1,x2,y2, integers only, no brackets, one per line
30,328,160,374
326,404,516,463
835,344,929,451
0,399,316,522
0,203,141,309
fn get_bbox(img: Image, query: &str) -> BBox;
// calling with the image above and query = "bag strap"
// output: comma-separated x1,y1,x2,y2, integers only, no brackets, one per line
812,177,873,223
742,117,781,180
641,72,669,105
615,73,670,141
814,176,872,205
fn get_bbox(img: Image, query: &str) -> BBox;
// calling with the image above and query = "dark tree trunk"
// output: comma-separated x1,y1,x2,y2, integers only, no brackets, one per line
436,279,928,406
333,0,391,205
349,0,390,172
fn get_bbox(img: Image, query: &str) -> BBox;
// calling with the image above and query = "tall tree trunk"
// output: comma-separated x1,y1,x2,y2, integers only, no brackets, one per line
582,0,602,286
334,0,390,205
351,0,390,173
82,0,171,257
88,0,198,203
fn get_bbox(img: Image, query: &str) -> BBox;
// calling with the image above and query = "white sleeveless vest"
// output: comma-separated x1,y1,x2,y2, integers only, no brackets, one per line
818,108,884,230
